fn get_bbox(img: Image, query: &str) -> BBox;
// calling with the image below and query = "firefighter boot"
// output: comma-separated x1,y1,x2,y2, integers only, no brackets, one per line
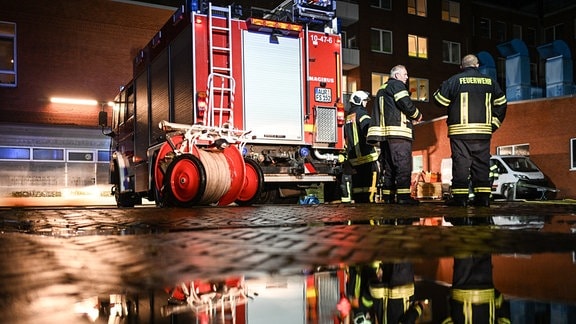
381,189,395,204
341,174,353,203
396,192,419,205
444,194,468,207
472,192,491,207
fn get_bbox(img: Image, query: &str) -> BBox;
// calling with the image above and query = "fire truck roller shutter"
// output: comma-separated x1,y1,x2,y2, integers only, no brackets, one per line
242,30,304,142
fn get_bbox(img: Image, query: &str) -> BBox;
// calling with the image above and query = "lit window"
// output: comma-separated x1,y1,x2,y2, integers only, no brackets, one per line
371,28,393,54
408,77,429,102
408,0,427,17
441,0,460,23
496,144,530,156
0,21,16,87
371,72,390,95
442,40,460,64
571,139,576,170
408,34,427,59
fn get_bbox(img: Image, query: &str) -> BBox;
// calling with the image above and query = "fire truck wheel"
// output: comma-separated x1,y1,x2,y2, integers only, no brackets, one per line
235,158,264,206
164,154,207,207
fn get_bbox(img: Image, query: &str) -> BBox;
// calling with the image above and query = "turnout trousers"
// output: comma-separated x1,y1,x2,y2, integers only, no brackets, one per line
380,138,413,201
450,138,492,204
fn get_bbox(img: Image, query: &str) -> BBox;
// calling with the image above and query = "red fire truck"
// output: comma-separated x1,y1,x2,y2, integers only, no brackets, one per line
103,0,345,207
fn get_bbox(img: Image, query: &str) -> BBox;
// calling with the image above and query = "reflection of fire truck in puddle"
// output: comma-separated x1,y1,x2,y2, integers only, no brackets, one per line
103,0,344,207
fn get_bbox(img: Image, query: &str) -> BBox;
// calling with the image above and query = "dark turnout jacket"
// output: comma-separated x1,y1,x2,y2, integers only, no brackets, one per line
433,67,507,139
367,78,422,144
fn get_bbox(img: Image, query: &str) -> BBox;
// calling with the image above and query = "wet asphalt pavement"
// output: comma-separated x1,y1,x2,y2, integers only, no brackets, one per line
1,200,575,323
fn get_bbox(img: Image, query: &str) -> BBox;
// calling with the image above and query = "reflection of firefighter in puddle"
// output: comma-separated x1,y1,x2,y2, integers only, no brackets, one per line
443,254,511,324
341,91,380,203
350,262,423,323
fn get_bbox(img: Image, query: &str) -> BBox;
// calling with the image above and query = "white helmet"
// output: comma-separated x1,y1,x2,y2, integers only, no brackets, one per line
349,90,370,105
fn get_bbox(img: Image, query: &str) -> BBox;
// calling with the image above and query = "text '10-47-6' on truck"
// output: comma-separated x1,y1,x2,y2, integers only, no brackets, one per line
99,1,345,207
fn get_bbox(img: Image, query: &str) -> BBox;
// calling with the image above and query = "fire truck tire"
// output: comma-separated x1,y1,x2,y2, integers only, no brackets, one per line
235,158,264,206
164,154,207,207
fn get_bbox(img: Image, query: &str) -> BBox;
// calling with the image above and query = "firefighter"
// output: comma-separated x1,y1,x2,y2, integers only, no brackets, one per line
433,54,507,207
341,90,380,203
366,262,423,323
367,65,422,205
443,254,511,324
346,264,378,323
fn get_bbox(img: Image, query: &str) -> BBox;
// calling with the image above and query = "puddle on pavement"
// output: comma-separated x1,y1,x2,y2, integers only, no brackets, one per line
64,252,576,324
3,214,574,323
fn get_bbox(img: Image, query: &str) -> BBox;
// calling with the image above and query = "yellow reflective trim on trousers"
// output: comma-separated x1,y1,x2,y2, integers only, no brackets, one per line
397,188,411,194
452,188,469,195
389,283,415,299
452,289,496,324
452,288,495,304
348,152,379,166
474,187,491,193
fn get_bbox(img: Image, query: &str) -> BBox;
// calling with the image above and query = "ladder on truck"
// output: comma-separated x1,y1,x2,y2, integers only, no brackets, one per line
205,3,235,130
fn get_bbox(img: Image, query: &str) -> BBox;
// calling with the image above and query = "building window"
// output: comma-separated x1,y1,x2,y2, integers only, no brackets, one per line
494,21,507,42
0,21,16,87
348,35,357,49
370,0,392,10
409,77,429,102
525,27,536,46
441,0,460,23
478,17,491,39
371,28,393,54
442,40,461,64
545,24,564,43
571,139,576,170
408,0,427,17
512,24,522,39
371,72,390,95
0,147,30,160
32,148,65,161
408,34,427,59
496,144,530,156
98,150,111,163
68,151,95,162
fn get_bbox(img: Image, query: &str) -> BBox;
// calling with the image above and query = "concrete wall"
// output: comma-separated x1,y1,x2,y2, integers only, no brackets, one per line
413,95,576,199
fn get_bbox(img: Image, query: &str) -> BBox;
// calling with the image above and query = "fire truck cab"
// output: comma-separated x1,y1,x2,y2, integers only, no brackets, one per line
103,0,345,207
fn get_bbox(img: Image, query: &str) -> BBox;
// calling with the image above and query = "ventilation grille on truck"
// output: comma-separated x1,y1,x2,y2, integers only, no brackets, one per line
315,106,337,143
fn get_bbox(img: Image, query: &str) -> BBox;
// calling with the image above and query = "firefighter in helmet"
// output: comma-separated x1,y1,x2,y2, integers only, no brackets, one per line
341,90,380,203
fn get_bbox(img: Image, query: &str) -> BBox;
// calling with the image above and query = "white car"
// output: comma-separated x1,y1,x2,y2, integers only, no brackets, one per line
440,155,557,201
490,155,557,200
